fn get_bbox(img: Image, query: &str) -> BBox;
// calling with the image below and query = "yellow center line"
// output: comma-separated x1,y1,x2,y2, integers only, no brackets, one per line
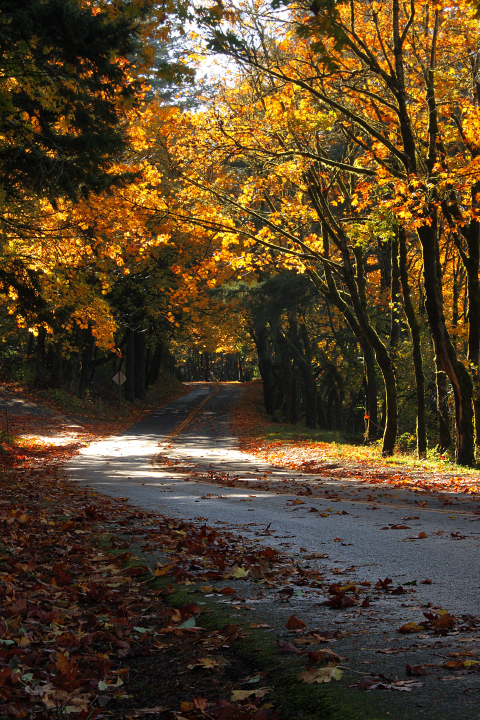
149,389,220,468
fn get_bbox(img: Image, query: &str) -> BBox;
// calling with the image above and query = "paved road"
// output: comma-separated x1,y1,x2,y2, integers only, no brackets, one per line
68,383,480,720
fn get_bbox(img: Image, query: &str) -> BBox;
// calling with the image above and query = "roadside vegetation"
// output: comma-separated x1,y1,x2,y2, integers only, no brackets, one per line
232,382,480,495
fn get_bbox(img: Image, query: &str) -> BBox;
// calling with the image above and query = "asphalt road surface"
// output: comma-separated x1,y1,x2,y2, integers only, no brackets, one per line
68,383,480,720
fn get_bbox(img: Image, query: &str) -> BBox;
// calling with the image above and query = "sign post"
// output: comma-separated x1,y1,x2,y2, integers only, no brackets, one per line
112,372,126,403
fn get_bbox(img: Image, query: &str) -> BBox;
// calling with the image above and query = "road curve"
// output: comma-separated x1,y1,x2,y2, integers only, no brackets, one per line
68,382,480,720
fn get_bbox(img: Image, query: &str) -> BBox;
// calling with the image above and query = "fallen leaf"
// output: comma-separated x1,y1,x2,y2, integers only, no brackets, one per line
231,687,271,701
125,707,168,717
286,615,306,630
229,567,250,579
250,623,273,629
406,664,429,676
275,640,303,654
178,616,196,629
298,665,343,683
398,622,424,634
155,564,175,577
308,649,343,664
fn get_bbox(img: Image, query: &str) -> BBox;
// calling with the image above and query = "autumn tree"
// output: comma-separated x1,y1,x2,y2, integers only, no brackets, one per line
188,0,480,464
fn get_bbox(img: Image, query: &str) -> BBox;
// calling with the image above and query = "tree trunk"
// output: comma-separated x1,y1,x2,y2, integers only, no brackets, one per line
124,329,135,402
390,236,401,349
146,341,164,387
465,223,480,451
134,331,146,400
417,218,475,465
436,359,452,452
398,228,427,458
50,339,63,389
361,341,378,443
34,326,46,389
26,332,34,357
78,327,95,398
252,326,275,415
238,354,245,383
203,351,210,381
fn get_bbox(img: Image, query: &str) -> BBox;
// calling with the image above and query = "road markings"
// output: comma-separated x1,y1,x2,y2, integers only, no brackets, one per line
150,389,220,468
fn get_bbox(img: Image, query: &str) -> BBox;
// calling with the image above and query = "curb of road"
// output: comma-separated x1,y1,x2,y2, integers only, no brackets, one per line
151,576,398,720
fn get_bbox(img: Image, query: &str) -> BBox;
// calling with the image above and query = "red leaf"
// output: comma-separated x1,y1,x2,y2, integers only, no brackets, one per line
285,615,306,630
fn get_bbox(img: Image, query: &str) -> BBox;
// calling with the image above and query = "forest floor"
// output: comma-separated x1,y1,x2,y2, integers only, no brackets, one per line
2,379,480,720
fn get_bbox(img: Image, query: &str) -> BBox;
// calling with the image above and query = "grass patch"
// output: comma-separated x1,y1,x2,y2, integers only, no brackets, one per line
160,581,396,720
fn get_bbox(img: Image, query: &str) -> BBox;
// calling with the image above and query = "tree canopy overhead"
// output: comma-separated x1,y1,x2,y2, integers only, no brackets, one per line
0,0,150,202
3,0,480,467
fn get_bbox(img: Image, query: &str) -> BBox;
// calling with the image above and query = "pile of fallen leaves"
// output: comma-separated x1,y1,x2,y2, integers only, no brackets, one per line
0,415,283,720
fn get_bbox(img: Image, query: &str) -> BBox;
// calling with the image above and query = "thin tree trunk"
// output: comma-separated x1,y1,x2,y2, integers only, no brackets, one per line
124,329,135,402
435,359,452,452
147,341,164,387
361,341,378,443
398,228,427,458
34,326,46,389
134,331,146,400
417,218,474,465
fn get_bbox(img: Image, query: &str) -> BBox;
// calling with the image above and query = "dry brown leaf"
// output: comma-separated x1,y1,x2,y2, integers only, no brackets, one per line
298,665,343,684
286,615,306,630
398,622,424,634
308,649,343,664
231,687,272,701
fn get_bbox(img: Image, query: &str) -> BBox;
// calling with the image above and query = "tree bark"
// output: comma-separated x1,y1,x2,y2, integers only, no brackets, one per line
417,218,474,465
134,331,146,400
124,329,135,402
361,341,378,443
398,228,427,458
34,326,46,389
251,326,275,415
465,222,480,450
435,359,452,453
146,341,164,387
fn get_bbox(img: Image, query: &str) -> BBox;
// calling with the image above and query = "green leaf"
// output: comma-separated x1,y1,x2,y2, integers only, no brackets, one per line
178,616,196,629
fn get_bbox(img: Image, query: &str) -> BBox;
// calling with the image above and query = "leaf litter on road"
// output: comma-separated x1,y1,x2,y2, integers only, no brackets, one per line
7,383,480,719
0,410,290,720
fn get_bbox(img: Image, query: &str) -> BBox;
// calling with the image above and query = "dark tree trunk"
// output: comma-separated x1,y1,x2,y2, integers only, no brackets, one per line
146,341,164,387
465,223,480,450
50,340,63,389
361,341,378,443
134,331,146,400
78,328,95,399
252,326,275,415
124,329,135,402
436,360,452,452
238,354,245,383
417,218,474,465
203,351,210,381
34,326,46,389
398,228,427,458
26,332,34,357
390,236,401,349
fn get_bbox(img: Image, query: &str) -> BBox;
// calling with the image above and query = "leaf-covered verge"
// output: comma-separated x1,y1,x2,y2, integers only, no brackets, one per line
231,381,480,497
0,415,287,720
0,388,388,720
0,368,188,430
